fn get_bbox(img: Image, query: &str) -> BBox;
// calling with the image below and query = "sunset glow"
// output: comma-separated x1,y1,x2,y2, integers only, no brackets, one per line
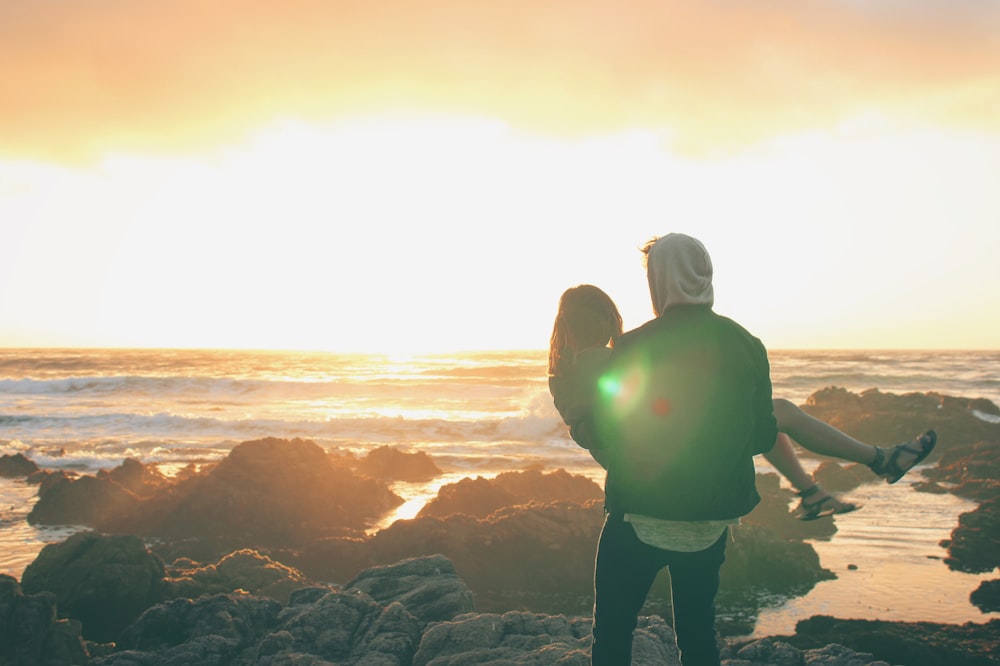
2,1,998,352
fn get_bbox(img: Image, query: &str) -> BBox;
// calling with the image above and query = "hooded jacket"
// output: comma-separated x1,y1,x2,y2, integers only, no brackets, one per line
594,234,777,521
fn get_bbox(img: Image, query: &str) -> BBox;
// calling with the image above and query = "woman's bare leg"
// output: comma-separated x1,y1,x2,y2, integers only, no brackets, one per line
764,433,858,519
772,398,878,465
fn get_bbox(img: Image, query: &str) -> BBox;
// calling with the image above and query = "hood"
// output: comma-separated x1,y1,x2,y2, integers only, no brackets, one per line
646,233,714,315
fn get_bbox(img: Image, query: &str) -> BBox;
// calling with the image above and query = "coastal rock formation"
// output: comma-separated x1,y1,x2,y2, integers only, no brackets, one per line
0,574,89,666
0,452,38,477
353,444,442,481
163,549,311,605
782,615,1000,666
801,387,1000,452
27,438,405,551
343,554,475,625
20,532,167,643
417,467,603,518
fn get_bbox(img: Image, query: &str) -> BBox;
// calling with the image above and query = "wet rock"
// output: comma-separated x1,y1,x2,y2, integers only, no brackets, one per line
163,549,312,604
19,532,167,643
971,579,1000,614
0,574,89,666
413,610,598,665
802,387,1000,453
417,467,603,519
942,495,1000,574
0,452,38,477
784,615,1000,666
96,458,171,498
344,553,474,625
921,440,1000,501
812,460,875,493
99,592,283,665
355,444,442,481
27,474,139,530
146,437,403,546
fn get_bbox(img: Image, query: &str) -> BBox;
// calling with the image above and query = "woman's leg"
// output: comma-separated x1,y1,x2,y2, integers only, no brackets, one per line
764,434,858,519
772,398,877,464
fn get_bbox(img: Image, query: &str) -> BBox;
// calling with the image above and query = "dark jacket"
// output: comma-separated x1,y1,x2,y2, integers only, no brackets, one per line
594,305,777,521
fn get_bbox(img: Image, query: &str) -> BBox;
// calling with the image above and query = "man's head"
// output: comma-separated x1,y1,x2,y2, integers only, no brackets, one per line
641,233,714,316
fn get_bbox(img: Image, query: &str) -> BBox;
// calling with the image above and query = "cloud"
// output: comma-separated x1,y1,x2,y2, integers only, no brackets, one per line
2,0,998,162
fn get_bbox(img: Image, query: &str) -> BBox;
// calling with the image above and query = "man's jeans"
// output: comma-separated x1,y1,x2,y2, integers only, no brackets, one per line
591,513,727,666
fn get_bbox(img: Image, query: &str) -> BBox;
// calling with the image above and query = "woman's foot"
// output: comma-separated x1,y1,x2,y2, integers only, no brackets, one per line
795,484,860,521
869,430,937,484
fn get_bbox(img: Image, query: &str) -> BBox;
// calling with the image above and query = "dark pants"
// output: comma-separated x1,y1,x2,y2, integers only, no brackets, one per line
591,513,727,666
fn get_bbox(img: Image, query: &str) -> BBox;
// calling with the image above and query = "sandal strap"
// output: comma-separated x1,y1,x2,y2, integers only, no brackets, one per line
868,447,886,474
796,483,822,499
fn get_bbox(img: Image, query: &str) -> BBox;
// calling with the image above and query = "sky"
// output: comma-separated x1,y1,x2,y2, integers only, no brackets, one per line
1,0,998,353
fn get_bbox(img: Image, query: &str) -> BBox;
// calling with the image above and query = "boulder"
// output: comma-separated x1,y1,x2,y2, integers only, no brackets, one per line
0,452,38,477
941,495,1000,574
163,549,312,604
355,445,441,481
802,388,1000,453
27,474,139,530
20,532,167,643
147,437,404,546
0,574,89,666
97,457,172,498
418,467,603,519
344,553,474,625
784,615,1000,666
970,579,1000,614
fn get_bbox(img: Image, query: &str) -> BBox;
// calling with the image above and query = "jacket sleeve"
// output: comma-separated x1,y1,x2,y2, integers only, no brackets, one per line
750,338,779,455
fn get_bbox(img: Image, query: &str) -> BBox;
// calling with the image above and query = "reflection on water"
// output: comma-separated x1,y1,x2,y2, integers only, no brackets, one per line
750,473,995,637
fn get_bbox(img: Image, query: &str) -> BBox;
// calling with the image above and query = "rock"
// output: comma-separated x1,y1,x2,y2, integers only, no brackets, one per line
942,495,1000,574
27,474,139,530
413,610,597,665
785,615,1000,666
163,549,312,604
0,573,89,666
971,579,1000,614
811,460,874,493
98,592,283,665
802,387,1000,453
344,553,474,625
355,445,442,481
96,458,171,498
0,452,38,477
20,532,167,643
418,467,603,519
921,441,1000,501
147,437,404,547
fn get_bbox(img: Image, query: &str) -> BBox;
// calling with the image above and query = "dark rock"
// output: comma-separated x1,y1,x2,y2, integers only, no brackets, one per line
942,492,1000,574
27,474,139,530
785,615,1000,666
344,553,474,625
971,579,1000,614
812,460,874,493
355,444,441,481
413,610,599,666
146,437,403,546
418,467,604,519
0,573,89,666
0,452,38,477
96,592,282,665
163,549,311,604
802,387,1000,453
97,458,171,498
20,532,167,643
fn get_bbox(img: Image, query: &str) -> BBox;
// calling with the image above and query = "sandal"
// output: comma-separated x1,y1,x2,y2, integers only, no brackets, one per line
869,430,937,484
795,484,860,521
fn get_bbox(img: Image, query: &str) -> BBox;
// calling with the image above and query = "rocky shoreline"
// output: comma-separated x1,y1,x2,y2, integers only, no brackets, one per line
1,387,998,665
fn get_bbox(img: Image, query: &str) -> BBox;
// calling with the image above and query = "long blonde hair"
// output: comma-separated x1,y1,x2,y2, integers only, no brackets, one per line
548,284,624,376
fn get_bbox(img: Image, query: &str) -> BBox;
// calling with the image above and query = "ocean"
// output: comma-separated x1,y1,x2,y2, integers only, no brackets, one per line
1,347,998,636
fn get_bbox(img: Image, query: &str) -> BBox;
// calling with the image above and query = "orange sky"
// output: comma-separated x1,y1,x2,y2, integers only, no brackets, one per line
1,1,999,352
4,0,998,162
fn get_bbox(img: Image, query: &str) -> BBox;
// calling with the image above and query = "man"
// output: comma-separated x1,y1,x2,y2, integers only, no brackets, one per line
591,233,778,665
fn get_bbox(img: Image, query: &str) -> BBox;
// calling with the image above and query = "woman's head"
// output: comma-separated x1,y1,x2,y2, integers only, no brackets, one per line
548,284,623,376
